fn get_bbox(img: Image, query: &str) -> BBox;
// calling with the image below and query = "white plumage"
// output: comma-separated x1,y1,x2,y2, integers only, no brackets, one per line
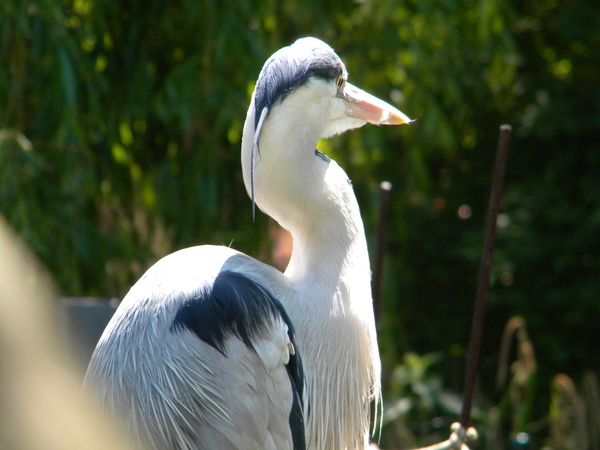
85,37,411,450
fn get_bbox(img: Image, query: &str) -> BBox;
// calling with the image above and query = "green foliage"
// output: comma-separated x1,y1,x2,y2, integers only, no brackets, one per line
382,352,466,448
383,318,600,449
1,0,599,446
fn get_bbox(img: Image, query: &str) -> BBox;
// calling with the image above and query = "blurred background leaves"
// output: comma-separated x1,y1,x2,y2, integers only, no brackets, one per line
1,0,599,447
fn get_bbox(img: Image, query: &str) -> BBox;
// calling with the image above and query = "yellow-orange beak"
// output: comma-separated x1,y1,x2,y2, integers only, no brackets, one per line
338,82,412,125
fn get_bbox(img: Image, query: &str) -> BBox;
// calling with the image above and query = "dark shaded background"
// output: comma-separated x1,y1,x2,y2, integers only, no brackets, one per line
1,0,599,447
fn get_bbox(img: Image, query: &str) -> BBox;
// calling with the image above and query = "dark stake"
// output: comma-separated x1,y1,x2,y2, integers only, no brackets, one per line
373,181,392,326
460,125,512,429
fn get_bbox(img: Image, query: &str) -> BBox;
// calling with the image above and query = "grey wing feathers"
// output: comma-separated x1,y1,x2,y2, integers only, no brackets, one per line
84,247,305,450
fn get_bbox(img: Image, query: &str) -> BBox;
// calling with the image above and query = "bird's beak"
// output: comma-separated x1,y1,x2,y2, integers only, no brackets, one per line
338,82,412,125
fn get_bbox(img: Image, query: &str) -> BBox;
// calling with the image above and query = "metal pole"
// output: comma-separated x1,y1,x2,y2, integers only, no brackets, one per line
373,181,392,325
459,125,512,428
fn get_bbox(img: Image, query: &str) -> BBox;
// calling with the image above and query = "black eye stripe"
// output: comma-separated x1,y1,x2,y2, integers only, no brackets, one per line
254,43,345,130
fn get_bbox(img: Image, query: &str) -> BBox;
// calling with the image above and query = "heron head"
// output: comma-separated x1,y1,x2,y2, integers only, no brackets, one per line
253,37,411,139
243,37,412,219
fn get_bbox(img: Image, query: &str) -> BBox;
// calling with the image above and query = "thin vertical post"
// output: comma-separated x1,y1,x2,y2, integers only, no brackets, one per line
460,125,512,428
373,181,392,325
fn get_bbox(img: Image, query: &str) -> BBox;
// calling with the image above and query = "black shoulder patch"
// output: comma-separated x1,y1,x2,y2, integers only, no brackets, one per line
170,271,281,355
170,270,306,449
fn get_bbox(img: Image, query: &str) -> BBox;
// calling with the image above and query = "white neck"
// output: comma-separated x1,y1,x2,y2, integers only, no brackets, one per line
242,91,371,293
283,165,371,300
241,90,380,450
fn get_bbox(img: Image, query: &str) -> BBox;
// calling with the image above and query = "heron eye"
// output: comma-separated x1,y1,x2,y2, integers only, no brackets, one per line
336,76,345,89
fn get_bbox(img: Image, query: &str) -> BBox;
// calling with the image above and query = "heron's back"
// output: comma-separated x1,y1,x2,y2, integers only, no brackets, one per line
85,246,304,450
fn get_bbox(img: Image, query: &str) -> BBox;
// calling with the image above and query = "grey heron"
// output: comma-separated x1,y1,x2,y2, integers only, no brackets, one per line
85,37,412,450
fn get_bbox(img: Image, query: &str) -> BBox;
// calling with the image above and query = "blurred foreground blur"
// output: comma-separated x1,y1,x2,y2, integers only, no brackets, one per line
0,217,133,450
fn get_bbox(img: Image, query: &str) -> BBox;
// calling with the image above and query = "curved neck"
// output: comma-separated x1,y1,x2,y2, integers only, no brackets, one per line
284,171,371,295
240,86,379,450
241,96,372,302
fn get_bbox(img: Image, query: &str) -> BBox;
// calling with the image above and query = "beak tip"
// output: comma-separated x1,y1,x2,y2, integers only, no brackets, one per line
341,82,413,126
385,111,414,126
